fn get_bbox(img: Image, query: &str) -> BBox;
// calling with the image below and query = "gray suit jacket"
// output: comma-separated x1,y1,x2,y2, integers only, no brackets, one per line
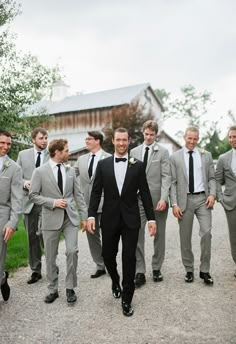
215,149,236,211
17,148,49,214
130,143,171,208
74,150,111,212
0,156,23,230
170,148,216,212
29,162,88,230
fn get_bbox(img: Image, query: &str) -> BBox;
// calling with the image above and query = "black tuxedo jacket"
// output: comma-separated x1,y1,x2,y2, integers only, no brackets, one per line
88,156,155,230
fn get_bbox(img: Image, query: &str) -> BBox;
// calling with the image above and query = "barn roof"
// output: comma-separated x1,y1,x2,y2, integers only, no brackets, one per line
29,83,163,115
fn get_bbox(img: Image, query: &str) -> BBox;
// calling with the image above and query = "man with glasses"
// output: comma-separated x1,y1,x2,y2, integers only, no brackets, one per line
74,131,110,278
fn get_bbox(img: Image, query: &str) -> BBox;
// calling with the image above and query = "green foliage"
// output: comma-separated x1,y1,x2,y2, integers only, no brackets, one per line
0,0,60,145
102,102,154,153
5,217,29,271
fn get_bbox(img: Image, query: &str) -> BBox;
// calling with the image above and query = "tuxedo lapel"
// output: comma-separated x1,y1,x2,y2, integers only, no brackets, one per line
108,156,121,196
121,159,133,196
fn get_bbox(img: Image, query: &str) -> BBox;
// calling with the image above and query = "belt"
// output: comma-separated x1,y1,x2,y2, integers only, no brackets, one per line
187,191,205,195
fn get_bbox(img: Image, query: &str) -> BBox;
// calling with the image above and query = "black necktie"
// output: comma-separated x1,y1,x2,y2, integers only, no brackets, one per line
115,157,127,163
188,151,194,193
143,147,149,169
35,152,41,168
57,164,63,194
88,154,95,178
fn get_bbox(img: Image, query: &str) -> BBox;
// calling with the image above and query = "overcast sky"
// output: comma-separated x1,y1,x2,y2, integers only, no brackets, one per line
10,0,236,134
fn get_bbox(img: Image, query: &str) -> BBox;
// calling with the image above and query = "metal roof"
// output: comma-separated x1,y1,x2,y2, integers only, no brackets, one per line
29,83,162,115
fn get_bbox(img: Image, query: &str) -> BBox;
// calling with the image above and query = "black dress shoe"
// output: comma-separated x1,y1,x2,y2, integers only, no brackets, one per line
90,269,106,279
44,291,59,304
185,272,194,283
135,273,146,288
66,289,77,305
153,270,163,282
122,301,134,317
200,272,214,285
112,282,121,299
1,271,10,301
27,272,42,284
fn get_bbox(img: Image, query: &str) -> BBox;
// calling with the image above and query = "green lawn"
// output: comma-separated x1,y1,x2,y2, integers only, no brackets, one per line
5,217,29,271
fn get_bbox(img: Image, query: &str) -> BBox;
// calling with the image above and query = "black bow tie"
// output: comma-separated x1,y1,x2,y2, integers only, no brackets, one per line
115,157,127,163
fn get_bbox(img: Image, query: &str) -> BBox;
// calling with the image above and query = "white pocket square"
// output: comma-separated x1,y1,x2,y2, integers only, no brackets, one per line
151,159,160,163
0,176,9,179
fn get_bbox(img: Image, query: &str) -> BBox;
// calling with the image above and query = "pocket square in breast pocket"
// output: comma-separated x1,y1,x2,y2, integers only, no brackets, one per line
0,176,9,179
151,159,160,163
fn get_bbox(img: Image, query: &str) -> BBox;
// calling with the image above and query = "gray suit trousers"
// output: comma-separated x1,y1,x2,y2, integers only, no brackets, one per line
24,204,43,274
42,214,79,293
224,207,236,264
86,213,105,270
179,194,212,273
136,203,168,274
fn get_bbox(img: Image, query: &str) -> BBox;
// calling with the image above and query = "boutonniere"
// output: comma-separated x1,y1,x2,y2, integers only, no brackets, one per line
2,160,11,173
153,146,158,152
128,157,137,167
65,164,71,171
200,149,205,154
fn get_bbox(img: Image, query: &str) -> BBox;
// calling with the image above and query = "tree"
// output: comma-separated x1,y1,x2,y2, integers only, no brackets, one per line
0,0,60,156
102,101,154,153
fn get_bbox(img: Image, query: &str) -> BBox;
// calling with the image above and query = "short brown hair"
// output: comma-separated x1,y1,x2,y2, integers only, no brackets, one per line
31,127,48,140
87,131,104,145
113,127,130,138
142,120,158,134
228,125,236,134
0,130,12,138
48,139,68,157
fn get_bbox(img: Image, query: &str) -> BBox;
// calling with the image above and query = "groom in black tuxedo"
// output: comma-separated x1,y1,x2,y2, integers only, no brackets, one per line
87,128,156,316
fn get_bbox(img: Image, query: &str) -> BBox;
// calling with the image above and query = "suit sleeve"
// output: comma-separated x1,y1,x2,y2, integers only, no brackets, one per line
138,163,155,221
215,155,224,201
6,165,23,230
169,155,178,206
160,149,171,202
207,152,216,197
73,158,80,177
88,161,103,217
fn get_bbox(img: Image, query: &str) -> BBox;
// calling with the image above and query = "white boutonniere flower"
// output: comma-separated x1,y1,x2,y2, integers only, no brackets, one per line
2,160,11,173
153,146,159,152
128,157,137,167
65,164,71,171
200,149,205,154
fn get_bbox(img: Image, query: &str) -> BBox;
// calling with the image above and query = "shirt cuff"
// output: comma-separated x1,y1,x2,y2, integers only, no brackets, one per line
88,217,95,220
148,220,156,223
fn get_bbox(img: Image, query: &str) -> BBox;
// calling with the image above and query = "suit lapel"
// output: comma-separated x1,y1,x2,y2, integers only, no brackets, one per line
45,163,61,193
146,143,158,173
180,149,188,183
109,156,121,196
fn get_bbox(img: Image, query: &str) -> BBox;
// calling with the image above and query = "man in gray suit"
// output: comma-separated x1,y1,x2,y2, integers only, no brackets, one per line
170,126,216,285
0,130,23,301
17,127,49,284
216,125,236,277
74,131,110,278
130,120,171,287
29,139,87,305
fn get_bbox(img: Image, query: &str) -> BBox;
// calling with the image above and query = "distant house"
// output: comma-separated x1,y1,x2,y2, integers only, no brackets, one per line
157,130,182,155
31,82,163,160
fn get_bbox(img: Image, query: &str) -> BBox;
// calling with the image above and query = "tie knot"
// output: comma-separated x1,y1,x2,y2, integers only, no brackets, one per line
57,163,61,168
188,151,193,155
115,157,127,163
145,147,149,151
37,152,41,155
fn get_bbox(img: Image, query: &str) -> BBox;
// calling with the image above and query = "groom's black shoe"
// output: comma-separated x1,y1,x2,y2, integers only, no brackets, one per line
112,282,121,299
1,271,10,301
122,301,134,317
44,291,59,304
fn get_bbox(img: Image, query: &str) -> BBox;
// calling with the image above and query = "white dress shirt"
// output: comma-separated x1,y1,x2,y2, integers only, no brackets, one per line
114,153,128,195
183,147,205,193
87,149,102,177
49,159,66,193
34,148,46,167
142,142,154,162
